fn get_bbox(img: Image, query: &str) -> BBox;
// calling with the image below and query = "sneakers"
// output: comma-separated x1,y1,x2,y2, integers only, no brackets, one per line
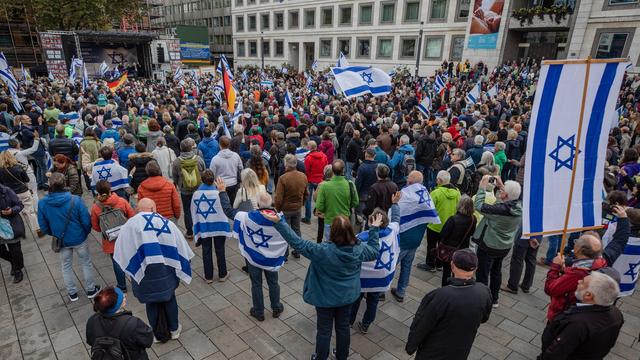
170,323,182,340
218,273,230,282
12,270,23,284
416,263,436,272
356,321,369,334
272,304,284,318
241,265,248,273
379,293,386,302
500,285,518,294
390,288,404,303
69,293,79,302
205,278,214,284
292,250,301,259
492,302,500,309
87,285,101,299
250,308,265,321
519,286,530,294
301,218,311,224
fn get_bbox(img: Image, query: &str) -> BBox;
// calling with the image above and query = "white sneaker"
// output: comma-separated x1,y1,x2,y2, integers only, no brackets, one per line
170,323,182,340
153,337,160,343
492,302,500,309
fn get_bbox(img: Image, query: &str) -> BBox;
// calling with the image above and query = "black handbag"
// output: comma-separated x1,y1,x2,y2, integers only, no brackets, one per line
436,216,475,263
51,198,75,253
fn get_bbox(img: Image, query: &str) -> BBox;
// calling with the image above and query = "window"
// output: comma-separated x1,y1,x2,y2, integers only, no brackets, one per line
237,41,245,57
359,4,373,25
450,35,465,61
262,39,270,57
320,39,332,57
321,7,333,26
274,12,284,29
339,6,352,25
338,38,351,56
424,36,444,59
226,35,232,45
248,14,257,31
236,0,243,6
401,38,416,58
249,41,257,56
289,10,299,29
430,0,447,20
248,0,255,4
603,0,639,11
404,1,420,22
380,2,395,23
304,9,316,28
357,38,371,58
261,13,269,30
456,0,471,21
593,30,634,59
377,37,393,58
275,40,284,56
236,16,244,32
224,16,231,26
213,17,220,26
261,0,269,3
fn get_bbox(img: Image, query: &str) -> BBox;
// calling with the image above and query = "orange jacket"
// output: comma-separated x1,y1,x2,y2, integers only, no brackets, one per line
137,176,181,219
90,193,136,254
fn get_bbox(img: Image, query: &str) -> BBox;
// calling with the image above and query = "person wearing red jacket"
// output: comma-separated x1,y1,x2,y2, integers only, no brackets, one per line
137,161,181,220
544,205,630,321
303,140,328,223
90,180,135,292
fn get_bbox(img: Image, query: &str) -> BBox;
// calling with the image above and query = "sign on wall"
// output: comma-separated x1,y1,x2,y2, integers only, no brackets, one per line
39,32,68,79
468,0,505,49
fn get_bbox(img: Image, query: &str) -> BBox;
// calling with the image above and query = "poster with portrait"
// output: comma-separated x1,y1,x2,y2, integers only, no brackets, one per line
468,0,505,49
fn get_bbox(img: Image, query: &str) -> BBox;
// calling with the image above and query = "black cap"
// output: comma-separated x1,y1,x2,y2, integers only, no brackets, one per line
452,249,478,272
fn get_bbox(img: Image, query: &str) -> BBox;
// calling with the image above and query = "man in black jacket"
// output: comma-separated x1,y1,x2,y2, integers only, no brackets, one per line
406,249,493,360
415,127,437,190
48,124,79,159
539,271,623,360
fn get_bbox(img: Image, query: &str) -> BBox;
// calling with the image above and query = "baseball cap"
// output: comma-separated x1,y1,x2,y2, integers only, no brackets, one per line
452,249,478,271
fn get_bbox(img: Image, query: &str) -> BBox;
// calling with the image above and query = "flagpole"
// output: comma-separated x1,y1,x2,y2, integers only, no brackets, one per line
558,56,592,254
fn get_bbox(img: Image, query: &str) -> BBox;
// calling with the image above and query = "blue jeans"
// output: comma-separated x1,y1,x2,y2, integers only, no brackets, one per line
304,183,318,221
545,233,579,264
110,254,126,291
349,292,381,327
146,293,179,333
323,223,331,243
395,248,417,297
60,241,96,295
345,161,355,180
34,156,48,188
247,264,282,317
200,236,227,280
315,304,351,360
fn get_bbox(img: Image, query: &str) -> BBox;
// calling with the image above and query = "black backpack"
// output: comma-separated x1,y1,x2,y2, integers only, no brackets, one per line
90,316,132,360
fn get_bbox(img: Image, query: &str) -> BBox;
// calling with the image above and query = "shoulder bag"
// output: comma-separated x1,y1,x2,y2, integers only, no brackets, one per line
236,186,254,212
436,216,475,263
51,198,75,253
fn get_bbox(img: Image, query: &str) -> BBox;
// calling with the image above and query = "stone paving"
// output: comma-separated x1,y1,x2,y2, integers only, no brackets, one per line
1,192,639,360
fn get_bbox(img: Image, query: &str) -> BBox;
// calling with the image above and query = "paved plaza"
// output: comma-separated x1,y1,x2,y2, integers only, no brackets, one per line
0,192,639,360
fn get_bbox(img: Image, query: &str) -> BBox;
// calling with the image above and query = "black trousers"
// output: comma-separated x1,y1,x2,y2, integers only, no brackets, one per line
425,227,442,268
226,184,239,206
0,242,24,273
507,242,538,292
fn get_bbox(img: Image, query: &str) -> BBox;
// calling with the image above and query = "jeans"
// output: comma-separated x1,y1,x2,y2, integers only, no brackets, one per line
0,242,24,273
507,242,538,291
323,223,331,243
425,227,442,268
345,161,355,180
180,192,194,236
247,263,282,316
16,191,39,232
200,236,227,280
34,156,48,188
60,241,96,295
395,248,417,297
114,188,130,202
146,293,179,333
545,233,579,264
476,247,507,303
315,304,351,360
304,183,318,221
110,254,127,290
349,292,381,327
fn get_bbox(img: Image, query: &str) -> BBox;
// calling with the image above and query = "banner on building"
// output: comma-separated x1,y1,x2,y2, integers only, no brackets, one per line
175,25,210,65
40,32,68,79
467,0,505,49
168,39,182,72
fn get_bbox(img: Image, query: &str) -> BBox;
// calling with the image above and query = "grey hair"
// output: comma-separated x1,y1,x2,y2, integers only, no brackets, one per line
284,154,297,169
474,135,484,146
399,135,410,145
503,180,521,201
586,271,620,306
180,138,196,152
456,195,475,217
436,170,451,185
256,191,273,208
452,148,466,159
479,151,495,166
495,141,506,151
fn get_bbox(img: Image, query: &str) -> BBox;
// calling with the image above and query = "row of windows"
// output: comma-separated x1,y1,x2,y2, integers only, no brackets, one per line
160,0,231,16
211,34,233,45
162,15,231,29
235,35,466,61
235,0,470,32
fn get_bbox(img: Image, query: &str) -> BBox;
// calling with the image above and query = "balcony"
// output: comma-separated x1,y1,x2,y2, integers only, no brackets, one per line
509,6,572,31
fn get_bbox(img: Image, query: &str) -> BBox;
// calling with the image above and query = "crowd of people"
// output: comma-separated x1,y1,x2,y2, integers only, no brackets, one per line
0,57,639,360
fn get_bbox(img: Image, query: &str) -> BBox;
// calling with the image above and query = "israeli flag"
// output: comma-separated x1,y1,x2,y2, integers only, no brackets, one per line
48,71,55,81
465,82,481,104
331,66,392,99
191,185,232,242
21,64,30,82
281,66,289,74
233,211,288,271
336,52,350,67
611,106,623,129
304,72,313,90
113,67,120,79
242,69,248,82
295,147,309,161
311,60,318,71
359,223,400,292
217,115,231,138
602,220,640,296
99,61,109,76
82,62,89,91
232,101,244,127
260,80,274,87
174,66,184,82
284,89,293,110
0,132,9,152
90,159,130,191
398,183,440,234
417,95,431,117
487,84,499,98
388,69,396,78
114,212,195,284
59,111,80,125
523,61,629,237
216,54,234,80
433,75,446,95
10,90,22,112
111,118,123,129
69,57,83,83
0,52,18,91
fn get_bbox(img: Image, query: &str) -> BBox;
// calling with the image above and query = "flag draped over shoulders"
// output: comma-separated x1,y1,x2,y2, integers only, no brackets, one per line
602,220,640,296
191,185,232,241
398,183,440,234
359,223,400,292
233,211,288,271
90,159,129,191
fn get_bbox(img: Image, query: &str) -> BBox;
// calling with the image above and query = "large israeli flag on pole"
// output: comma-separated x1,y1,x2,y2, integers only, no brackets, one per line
523,60,629,237
433,75,446,96
216,54,234,80
331,66,392,99
336,52,350,67
99,61,109,77
465,82,481,104
284,89,293,110
417,95,431,117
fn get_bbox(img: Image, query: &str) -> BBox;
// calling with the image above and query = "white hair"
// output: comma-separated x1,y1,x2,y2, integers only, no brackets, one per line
474,135,484,146
256,191,273,208
503,180,522,201
586,271,620,306
436,170,451,185
399,135,410,145
495,141,506,151
233,124,243,135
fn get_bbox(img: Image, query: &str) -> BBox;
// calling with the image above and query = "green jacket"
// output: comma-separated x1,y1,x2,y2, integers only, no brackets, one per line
494,150,507,173
316,176,359,224
473,189,522,251
274,222,380,307
427,184,461,233
80,137,101,170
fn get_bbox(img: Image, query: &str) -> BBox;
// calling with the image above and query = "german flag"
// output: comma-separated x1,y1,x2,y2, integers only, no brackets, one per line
220,62,236,113
107,72,128,93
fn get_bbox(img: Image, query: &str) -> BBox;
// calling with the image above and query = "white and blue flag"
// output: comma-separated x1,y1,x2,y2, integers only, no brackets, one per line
486,84,499,98
523,61,629,237
398,183,440,234
90,159,129,191
21,64,30,82
69,57,83,83
114,212,195,284
260,79,273,87
0,52,18,91
358,223,400,292
611,106,624,129
174,66,184,82
417,95,431,117
602,220,640,296
311,60,318,71
233,211,288,271
281,66,289,74
82,62,89,91
337,52,350,67
99,61,109,77
0,132,10,152
242,69,248,82
10,90,22,112
216,54,234,80
433,74,446,95
284,89,293,110
191,185,232,242
304,72,313,90
59,111,80,125
295,147,309,161
331,66,392,99
48,71,55,81
466,82,481,104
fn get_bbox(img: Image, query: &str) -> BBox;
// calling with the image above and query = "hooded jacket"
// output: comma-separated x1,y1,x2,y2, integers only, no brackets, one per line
427,184,461,233
210,149,243,187
0,184,25,244
137,176,181,219
197,137,220,168
473,189,522,252
415,135,437,167
90,193,135,253
304,150,328,185
318,139,335,164
466,144,484,165
86,311,154,360
128,152,155,192
171,151,206,195
37,192,91,247
146,130,163,152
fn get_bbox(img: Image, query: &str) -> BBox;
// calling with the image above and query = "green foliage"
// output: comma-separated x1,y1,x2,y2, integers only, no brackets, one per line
511,6,572,26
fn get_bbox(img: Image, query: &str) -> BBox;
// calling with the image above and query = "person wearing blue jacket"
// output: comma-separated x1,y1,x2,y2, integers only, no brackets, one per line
262,210,385,360
388,135,415,188
37,172,99,302
197,128,220,168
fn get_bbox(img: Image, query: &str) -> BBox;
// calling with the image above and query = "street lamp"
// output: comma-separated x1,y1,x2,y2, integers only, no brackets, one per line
415,21,424,78
261,31,265,72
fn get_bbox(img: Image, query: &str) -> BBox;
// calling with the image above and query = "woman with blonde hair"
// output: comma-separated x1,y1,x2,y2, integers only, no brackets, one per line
234,168,266,210
0,151,40,236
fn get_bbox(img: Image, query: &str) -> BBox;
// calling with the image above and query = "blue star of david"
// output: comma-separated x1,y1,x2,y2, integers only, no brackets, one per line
142,213,171,236
416,189,428,205
96,166,112,181
193,193,217,219
246,226,272,248
360,72,374,85
374,241,394,271
625,260,640,282
548,135,580,172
